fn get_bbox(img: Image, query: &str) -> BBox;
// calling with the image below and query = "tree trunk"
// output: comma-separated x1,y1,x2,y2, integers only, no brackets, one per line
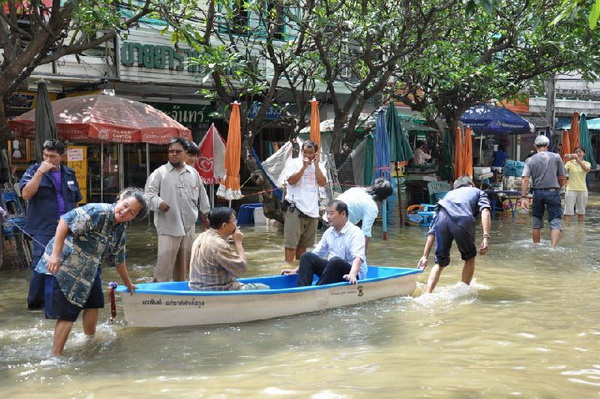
241,131,284,224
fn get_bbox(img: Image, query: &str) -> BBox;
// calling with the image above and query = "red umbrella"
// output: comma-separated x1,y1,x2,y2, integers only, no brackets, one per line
569,112,580,150
309,98,321,147
454,127,463,179
463,127,473,178
217,102,243,200
8,94,191,144
196,123,226,185
560,130,571,160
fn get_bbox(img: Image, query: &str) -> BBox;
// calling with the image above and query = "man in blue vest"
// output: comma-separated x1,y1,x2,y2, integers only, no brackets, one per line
20,139,82,310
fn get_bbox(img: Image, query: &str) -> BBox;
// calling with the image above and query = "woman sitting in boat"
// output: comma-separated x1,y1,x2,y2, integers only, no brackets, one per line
189,207,268,291
38,187,148,356
282,199,367,286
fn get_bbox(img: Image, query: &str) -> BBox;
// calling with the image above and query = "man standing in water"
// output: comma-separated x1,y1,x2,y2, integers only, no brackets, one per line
417,176,491,293
519,135,566,247
282,140,327,265
145,138,210,282
20,139,82,310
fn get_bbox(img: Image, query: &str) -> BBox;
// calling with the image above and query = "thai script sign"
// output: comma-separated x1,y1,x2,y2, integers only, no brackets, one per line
120,42,201,72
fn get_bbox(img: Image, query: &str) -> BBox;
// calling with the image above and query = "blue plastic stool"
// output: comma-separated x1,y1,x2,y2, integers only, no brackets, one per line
238,203,263,224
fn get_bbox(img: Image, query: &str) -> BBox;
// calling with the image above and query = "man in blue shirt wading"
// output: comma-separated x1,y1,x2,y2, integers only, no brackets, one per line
20,139,82,310
417,176,491,293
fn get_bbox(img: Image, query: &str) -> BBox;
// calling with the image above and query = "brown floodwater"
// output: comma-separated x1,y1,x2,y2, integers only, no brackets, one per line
1,195,599,397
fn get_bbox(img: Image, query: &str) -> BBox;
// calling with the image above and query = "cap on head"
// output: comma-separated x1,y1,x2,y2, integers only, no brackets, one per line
534,135,550,147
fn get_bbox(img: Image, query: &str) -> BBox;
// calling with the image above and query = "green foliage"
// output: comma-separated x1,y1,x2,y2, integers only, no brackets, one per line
393,0,600,128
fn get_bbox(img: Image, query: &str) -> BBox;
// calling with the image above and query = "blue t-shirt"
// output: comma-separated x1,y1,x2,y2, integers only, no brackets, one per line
491,150,508,167
429,187,491,231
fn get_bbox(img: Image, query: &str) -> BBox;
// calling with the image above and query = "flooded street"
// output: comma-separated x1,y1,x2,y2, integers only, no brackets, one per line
1,196,599,398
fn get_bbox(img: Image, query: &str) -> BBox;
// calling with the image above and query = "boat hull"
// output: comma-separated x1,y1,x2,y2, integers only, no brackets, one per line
117,266,421,327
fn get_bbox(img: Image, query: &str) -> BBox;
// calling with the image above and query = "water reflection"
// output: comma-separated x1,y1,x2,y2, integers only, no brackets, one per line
1,196,599,397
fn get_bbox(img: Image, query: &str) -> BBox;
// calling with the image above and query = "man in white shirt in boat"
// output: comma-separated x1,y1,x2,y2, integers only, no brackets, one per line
329,177,393,251
282,199,367,286
417,176,491,293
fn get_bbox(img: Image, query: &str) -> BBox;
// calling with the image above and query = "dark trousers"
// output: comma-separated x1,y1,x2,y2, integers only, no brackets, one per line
27,234,53,310
297,252,352,287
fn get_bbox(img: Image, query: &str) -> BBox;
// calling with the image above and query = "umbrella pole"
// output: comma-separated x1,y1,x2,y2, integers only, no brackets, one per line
382,199,388,240
210,185,215,208
100,141,104,203
146,143,150,185
479,135,483,165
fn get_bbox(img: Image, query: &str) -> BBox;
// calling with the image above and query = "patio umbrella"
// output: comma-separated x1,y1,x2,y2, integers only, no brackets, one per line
309,98,321,148
34,82,57,162
387,101,413,223
8,93,191,144
463,127,473,178
440,128,454,182
579,114,597,169
454,127,463,179
560,130,571,161
569,112,580,150
373,110,391,239
196,123,227,207
460,104,532,135
217,102,243,201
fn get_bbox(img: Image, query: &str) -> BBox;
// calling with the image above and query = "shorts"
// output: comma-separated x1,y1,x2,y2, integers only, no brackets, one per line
564,190,588,216
284,209,318,249
431,209,477,267
531,190,562,229
45,275,105,322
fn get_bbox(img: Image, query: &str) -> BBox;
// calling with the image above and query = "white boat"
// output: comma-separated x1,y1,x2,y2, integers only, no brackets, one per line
115,266,423,327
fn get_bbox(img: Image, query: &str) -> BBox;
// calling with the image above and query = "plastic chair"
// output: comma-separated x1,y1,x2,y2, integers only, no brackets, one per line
427,181,451,204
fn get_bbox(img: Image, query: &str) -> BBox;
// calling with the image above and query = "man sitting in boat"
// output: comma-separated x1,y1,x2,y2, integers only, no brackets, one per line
282,199,367,286
417,176,491,293
189,207,268,291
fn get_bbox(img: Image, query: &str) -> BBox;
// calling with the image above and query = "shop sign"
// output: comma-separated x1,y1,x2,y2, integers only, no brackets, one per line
6,92,36,109
150,103,215,125
247,102,282,120
120,41,201,73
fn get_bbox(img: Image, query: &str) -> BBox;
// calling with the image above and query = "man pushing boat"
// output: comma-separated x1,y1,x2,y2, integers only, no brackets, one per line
417,176,491,293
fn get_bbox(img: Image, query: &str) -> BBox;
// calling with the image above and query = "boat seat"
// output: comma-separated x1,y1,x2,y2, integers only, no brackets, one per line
427,181,451,204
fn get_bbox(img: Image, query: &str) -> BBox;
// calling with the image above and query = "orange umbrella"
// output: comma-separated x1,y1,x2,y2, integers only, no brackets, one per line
463,127,473,178
570,112,580,150
309,98,321,147
454,127,463,179
217,102,243,200
560,130,571,160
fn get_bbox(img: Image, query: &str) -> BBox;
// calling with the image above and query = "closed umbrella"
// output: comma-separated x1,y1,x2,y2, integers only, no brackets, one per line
544,127,553,152
373,110,391,239
34,82,57,162
463,127,473,178
560,130,571,161
570,112,580,150
579,114,597,169
440,128,454,182
387,101,413,223
197,123,227,207
309,98,321,148
217,102,243,201
454,127,463,179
